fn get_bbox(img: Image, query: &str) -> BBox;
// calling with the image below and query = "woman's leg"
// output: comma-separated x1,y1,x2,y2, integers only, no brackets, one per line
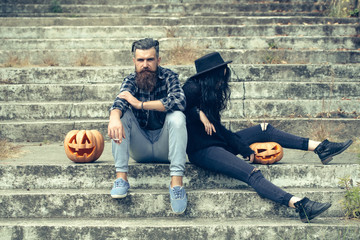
235,123,309,150
235,123,352,164
188,146,332,222
188,146,293,206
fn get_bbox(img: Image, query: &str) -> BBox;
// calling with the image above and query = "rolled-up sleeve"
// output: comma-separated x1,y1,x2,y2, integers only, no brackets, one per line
109,75,136,113
160,71,186,112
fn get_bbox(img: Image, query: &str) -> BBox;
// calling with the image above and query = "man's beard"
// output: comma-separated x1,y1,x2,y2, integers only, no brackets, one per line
135,69,157,92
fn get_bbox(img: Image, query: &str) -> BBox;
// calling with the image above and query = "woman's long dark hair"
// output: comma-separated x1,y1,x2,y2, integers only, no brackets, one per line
193,66,231,122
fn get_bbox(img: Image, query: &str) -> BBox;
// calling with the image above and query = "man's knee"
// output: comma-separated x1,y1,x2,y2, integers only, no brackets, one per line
166,111,186,129
120,109,133,122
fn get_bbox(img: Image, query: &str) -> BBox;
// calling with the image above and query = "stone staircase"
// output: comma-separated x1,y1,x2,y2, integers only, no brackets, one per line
0,0,360,239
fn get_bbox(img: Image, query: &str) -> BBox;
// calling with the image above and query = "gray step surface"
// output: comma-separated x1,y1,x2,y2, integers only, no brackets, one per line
0,217,358,240
1,16,359,27
1,118,359,142
0,146,358,219
1,25,358,39
0,3,327,15
1,143,359,190
1,65,359,84
0,188,348,218
2,0,331,4
2,36,359,50
1,49,359,66
1,82,358,102
0,100,358,120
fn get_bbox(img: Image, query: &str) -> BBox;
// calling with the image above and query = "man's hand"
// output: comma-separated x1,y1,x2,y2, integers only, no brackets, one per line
108,109,125,144
199,110,216,135
118,91,142,109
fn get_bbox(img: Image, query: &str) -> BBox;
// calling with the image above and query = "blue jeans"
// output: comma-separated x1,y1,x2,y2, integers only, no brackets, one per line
188,124,309,206
112,110,187,176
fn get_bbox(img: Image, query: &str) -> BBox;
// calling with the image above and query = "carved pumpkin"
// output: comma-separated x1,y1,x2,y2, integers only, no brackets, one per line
249,142,283,165
64,130,104,163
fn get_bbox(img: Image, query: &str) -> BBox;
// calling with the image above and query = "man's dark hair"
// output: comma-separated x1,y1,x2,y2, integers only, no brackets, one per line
131,38,160,58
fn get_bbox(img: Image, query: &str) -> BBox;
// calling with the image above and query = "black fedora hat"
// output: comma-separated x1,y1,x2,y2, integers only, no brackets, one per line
191,52,232,78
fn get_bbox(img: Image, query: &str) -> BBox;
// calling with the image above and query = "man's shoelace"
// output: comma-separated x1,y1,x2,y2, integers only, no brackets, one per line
115,180,127,188
172,187,183,199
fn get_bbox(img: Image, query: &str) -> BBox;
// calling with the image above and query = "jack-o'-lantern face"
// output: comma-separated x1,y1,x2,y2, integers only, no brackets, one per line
249,142,283,165
64,130,104,163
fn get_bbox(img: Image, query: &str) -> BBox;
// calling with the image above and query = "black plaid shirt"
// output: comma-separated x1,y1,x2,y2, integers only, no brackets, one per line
110,66,186,129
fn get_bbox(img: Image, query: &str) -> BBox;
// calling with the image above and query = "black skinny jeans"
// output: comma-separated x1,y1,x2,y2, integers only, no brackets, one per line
188,124,309,207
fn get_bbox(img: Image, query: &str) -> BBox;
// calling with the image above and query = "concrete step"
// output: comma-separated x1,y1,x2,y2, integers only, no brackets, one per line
1,65,359,84
0,188,349,218
1,25,358,39
0,217,359,240
0,118,359,142
0,99,358,121
223,99,360,118
1,49,359,66
0,3,327,16
2,36,359,51
1,143,359,190
1,81,358,102
3,0,331,4
0,11,328,18
1,16,358,27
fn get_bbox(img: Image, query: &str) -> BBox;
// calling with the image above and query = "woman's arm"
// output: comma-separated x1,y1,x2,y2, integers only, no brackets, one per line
183,80,202,123
217,124,254,158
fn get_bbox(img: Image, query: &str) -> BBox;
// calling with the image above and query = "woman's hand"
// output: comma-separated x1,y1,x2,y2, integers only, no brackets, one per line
249,153,255,163
199,110,216,135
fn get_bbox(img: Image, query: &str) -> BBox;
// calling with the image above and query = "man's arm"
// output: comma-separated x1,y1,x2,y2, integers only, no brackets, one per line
159,69,186,112
108,109,125,144
118,91,166,112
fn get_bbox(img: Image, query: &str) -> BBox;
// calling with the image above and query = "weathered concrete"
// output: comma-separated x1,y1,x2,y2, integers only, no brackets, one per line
1,49,359,66
1,16,359,27
0,218,359,240
0,143,359,190
1,118,359,142
1,25,358,39
1,64,359,84
0,99,358,120
1,36,359,51
1,0,332,4
0,2,327,16
1,81,358,102
0,188,349,218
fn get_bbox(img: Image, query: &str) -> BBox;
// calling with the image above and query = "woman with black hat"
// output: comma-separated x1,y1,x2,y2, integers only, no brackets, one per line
182,52,353,222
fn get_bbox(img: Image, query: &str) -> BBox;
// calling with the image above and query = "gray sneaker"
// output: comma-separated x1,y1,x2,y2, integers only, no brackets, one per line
110,178,130,199
169,185,187,214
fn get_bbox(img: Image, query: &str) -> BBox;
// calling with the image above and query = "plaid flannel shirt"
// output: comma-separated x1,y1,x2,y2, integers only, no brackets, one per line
110,66,186,129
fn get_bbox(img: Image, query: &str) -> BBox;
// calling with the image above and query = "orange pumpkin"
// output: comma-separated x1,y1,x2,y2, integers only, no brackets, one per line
64,130,104,163
249,142,283,165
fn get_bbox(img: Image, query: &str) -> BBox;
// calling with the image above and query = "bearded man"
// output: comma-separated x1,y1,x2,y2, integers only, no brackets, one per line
108,38,188,214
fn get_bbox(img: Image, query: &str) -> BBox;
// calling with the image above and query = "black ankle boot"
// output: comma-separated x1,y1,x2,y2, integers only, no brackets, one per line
314,139,353,165
294,197,331,223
